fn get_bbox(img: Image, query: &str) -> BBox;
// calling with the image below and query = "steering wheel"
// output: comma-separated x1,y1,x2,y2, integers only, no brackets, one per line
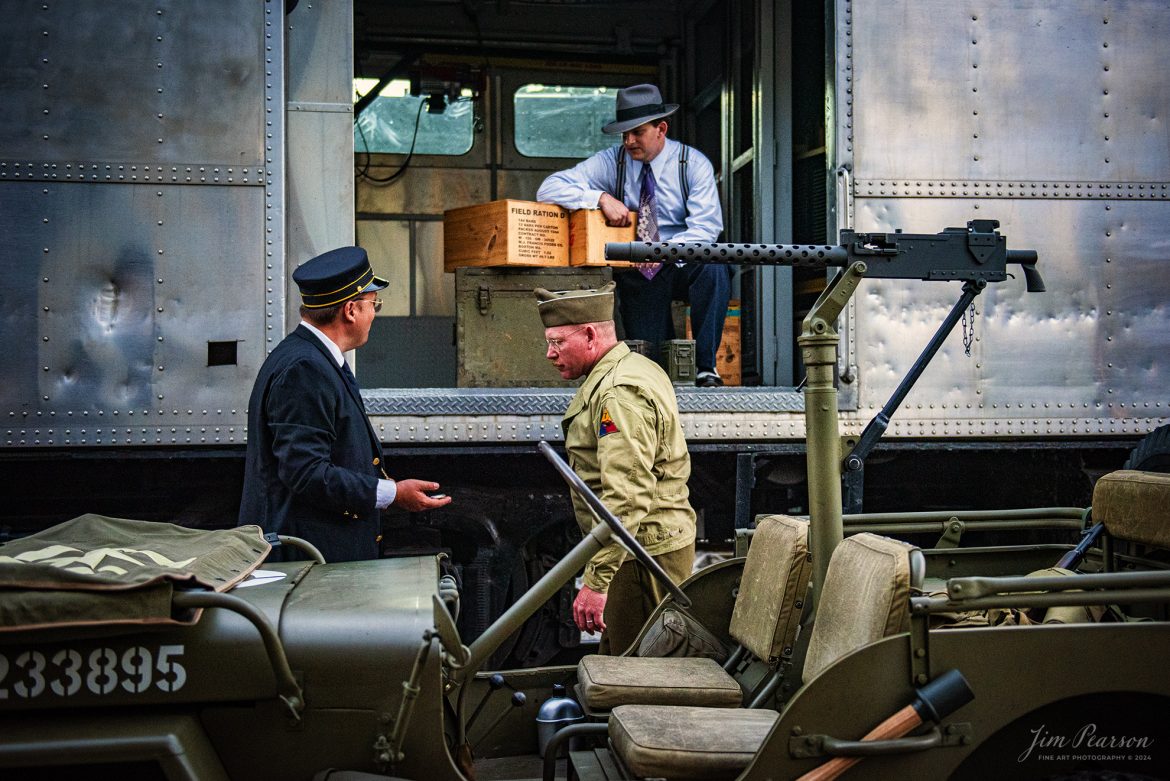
539,441,691,608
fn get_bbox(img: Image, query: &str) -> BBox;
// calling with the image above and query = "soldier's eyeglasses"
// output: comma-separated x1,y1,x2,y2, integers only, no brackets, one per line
355,297,383,313
545,327,586,350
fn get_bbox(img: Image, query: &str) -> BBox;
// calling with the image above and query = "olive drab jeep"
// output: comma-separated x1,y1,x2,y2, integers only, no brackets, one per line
3,227,1170,780
3,461,1169,780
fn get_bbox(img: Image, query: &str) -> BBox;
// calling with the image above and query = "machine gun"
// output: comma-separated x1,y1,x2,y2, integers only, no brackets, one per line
607,220,1042,604
605,218,1043,292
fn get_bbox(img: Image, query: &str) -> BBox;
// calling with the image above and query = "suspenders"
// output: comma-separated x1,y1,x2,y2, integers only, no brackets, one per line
615,144,625,201
612,143,691,204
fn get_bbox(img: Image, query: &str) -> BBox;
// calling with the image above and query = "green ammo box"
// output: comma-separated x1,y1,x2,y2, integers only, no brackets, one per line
623,339,652,356
659,339,696,385
455,267,613,387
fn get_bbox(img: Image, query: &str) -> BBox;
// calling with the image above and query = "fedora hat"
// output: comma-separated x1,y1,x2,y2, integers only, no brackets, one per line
602,84,679,134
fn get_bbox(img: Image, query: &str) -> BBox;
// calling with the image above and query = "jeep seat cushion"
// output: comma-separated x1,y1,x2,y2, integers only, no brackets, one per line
1093,470,1170,549
609,704,778,780
801,533,915,683
578,655,742,710
728,514,811,664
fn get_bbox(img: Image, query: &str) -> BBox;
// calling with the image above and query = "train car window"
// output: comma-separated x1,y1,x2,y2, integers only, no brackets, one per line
513,84,616,159
354,78,474,156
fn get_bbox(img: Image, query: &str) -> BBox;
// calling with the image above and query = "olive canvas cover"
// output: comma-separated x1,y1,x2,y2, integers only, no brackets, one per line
0,514,270,633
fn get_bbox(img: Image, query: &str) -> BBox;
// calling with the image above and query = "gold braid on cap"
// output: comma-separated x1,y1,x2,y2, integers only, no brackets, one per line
300,267,375,308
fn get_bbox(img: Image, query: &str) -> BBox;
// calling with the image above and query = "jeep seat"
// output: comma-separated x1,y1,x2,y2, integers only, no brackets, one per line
577,655,742,709
609,705,779,781
1093,469,1170,549
801,530,915,682
603,533,918,780
577,514,810,711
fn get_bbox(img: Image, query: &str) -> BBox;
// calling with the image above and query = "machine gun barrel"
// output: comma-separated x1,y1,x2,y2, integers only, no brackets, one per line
605,219,1044,292
604,241,850,269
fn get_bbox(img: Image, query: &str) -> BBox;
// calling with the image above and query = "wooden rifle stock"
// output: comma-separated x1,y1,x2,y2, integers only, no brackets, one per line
796,703,922,781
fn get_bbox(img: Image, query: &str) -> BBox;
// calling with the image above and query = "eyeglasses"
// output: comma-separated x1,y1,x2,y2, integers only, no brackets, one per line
354,297,383,314
545,326,587,350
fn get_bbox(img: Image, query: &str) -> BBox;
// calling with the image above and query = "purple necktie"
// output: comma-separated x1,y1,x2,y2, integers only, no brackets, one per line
636,165,661,280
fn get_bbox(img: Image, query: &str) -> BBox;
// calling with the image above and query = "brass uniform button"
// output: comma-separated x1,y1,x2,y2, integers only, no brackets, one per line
373,457,380,466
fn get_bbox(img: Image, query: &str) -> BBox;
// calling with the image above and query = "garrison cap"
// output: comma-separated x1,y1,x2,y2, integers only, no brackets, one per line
534,282,616,327
293,246,388,308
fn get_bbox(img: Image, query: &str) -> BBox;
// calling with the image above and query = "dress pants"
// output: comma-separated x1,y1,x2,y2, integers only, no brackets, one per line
616,263,732,372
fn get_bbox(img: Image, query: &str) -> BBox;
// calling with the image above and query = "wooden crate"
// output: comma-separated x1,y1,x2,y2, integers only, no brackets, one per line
687,300,742,386
568,209,637,267
443,199,568,271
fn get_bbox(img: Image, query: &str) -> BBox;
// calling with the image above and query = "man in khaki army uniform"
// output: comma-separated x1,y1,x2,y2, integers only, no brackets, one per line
535,282,696,654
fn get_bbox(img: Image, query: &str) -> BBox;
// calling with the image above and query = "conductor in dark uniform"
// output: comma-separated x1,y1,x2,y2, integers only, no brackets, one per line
239,246,451,562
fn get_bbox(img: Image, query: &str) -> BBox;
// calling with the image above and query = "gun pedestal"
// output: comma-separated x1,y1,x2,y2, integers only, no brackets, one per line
801,262,865,609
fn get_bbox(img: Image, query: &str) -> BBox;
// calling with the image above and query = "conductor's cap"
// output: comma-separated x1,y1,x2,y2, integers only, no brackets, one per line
534,282,616,328
293,246,388,308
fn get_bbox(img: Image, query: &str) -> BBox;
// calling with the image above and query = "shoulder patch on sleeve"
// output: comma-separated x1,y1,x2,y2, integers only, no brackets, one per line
598,406,619,437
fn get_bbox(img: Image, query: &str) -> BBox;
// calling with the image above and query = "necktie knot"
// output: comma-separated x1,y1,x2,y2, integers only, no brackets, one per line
640,165,656,197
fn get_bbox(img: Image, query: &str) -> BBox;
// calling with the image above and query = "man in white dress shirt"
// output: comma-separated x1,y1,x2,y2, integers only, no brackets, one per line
537,84,729,387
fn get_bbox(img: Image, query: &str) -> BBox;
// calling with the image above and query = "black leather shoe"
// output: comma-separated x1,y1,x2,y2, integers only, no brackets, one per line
696,370,723,387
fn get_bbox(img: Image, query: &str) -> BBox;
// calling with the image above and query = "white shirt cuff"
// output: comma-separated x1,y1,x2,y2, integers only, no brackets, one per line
376,478,397,509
